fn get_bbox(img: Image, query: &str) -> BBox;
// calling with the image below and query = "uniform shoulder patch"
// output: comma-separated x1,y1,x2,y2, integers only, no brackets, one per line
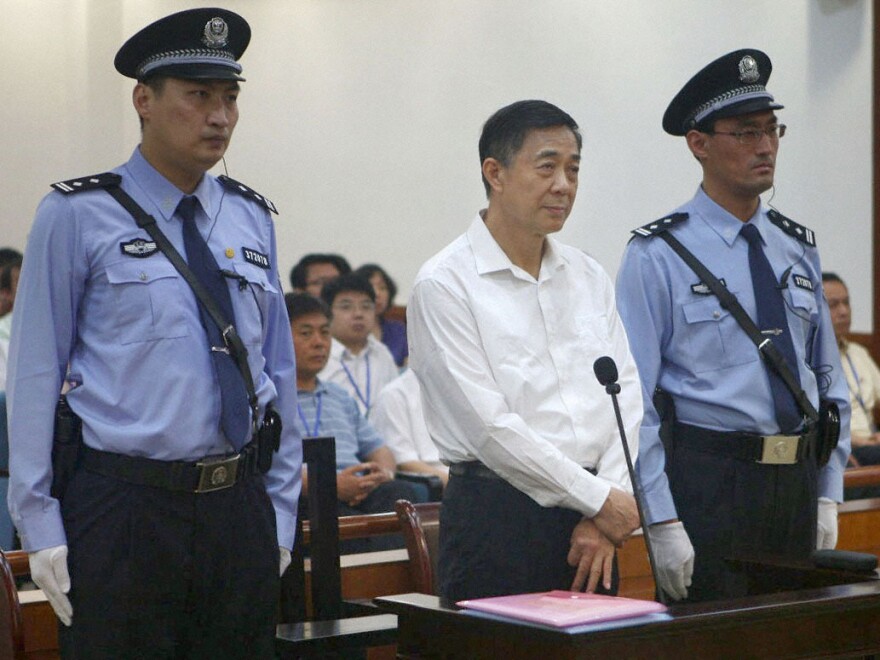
51,172,121,194
767,209,816,247
631,212,689,238
218,175,278,215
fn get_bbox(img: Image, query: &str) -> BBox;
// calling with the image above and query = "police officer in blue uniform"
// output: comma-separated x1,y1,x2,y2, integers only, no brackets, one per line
7,8,301,657
616,49,850,603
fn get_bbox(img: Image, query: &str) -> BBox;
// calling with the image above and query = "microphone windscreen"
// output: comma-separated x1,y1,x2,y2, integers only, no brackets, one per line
593,356,619,386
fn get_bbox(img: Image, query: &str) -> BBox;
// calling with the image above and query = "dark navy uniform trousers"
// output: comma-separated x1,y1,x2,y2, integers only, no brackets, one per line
668,433,817,603
59,467,279,659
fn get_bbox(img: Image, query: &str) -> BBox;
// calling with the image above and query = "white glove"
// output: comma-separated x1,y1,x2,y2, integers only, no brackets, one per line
279,546,292,577
816,497,838,549
648,521,695,601
29,545,73,626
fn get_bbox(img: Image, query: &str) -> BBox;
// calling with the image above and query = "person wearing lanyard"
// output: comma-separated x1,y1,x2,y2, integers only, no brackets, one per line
823,273,880,465
318,274,399,417
286,293,424,552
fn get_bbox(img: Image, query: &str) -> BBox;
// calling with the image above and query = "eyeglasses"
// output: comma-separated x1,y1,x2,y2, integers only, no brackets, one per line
708,124,786,146
332,301,376,313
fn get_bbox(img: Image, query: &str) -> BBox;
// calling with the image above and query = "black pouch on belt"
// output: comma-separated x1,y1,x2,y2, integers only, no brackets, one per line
257,405,282,474
653,388,677,465
51,395,83,501
815,399,840,467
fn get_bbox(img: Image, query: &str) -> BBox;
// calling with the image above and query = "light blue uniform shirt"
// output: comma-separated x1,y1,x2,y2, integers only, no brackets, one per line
295,380,385,470
7,147,302,551
616,187,850,525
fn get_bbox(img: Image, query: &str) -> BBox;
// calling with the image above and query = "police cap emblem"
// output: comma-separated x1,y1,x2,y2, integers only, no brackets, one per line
202,17,229,48
738,55,760,83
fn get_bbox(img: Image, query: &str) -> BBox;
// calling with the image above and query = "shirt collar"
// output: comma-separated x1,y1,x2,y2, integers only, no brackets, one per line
467,211,568,282
691,186,766,247
123,147,215,223
332,337,371,360
298,379,329,396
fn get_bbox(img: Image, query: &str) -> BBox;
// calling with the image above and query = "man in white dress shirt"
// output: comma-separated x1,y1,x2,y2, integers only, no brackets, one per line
372,369,449,488
408,100,642,601
318,274,399,417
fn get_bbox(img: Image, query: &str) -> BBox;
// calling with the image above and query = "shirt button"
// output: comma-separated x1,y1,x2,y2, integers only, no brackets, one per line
713,310,721,319
139,272,147,281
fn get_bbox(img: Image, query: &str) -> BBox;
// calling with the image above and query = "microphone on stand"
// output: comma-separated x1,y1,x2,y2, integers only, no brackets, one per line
593,356,667,605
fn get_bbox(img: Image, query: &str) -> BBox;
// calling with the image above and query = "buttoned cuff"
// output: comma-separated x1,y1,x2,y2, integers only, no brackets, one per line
15,509,67,553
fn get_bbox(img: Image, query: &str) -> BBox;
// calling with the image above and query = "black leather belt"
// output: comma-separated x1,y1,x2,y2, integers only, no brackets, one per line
81,439,265,494
674,422,817,465
449,461,597,480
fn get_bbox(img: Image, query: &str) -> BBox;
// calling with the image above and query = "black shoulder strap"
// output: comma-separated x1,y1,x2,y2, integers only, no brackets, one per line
656,230,818,423
103,185,260,427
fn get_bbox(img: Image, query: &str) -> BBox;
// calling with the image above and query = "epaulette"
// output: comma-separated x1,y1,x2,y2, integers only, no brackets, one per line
631,212,689,238
51,172,121,194
218,175,278,215
767,209,816,247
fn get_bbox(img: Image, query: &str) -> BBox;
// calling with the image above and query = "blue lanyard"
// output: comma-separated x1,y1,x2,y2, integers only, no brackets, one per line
341,353,371,412
297,391,323,437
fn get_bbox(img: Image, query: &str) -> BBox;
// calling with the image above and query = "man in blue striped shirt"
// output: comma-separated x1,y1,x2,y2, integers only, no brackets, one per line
286,293,424,551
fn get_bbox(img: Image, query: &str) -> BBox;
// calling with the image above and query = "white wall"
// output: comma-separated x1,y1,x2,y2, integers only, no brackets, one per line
0,0,874,329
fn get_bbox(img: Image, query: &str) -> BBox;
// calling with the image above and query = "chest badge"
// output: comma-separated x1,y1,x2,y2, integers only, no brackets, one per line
792,274,814,292
242,247,270,269
120,238,158,258
691,278,725,295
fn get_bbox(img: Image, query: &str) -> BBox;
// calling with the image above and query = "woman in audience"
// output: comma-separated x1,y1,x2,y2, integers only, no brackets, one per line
355,263,408,367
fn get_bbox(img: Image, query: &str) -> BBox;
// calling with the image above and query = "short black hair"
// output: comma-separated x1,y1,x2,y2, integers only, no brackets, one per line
354,263,397,308
0,248,22,269
137,76,170,130
285,292,331,323
478,100,582,196
0,255,22,292
822,272,845,286
320,273,375,309
289,253,352,290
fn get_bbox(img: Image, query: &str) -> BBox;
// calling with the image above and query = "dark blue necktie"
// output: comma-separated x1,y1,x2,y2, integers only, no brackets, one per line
740,223,802,433
178,196,250,449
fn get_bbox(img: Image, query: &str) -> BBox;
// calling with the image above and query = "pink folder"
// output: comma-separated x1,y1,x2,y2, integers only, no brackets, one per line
457,590,667,628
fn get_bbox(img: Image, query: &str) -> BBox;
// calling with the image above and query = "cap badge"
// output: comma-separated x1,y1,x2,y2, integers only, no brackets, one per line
738,55,759,83
202,17,229,49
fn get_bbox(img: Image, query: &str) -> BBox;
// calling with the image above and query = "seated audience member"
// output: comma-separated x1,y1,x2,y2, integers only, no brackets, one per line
0,253,22,389
372,369,448,488
319,274,399,416
823,273,880,465
0,248,22,318
289,253,351,297
355,263,408,367
285,293,425,552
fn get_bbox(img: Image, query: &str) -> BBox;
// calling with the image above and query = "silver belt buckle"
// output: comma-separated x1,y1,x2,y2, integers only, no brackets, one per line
759,435,800,464
195,454,240,493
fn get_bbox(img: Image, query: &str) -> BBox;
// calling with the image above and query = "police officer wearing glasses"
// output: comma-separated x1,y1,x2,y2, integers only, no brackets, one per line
7,8,300,657
616,49,850,603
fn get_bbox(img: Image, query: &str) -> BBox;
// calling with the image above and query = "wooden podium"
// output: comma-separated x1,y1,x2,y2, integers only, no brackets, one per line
376,563,880,659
